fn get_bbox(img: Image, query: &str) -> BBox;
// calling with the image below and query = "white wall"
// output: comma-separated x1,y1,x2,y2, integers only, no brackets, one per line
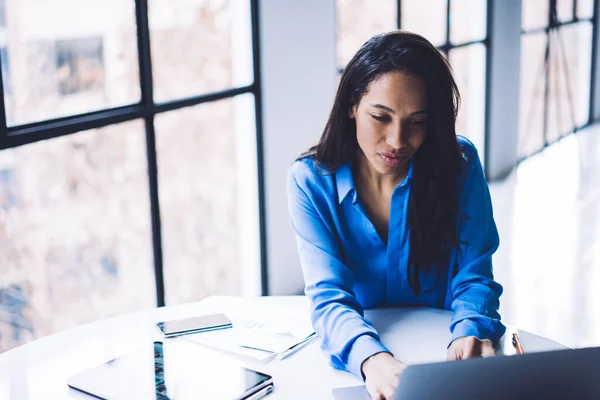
259,0,337,295
486,0,522,181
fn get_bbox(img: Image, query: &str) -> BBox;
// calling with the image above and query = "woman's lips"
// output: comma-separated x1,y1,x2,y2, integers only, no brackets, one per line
379,152,407,166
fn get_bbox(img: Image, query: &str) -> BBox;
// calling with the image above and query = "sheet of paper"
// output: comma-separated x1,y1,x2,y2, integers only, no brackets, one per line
228,302,314,341
184,335,276,363
182,297,315,360
193,322,299,354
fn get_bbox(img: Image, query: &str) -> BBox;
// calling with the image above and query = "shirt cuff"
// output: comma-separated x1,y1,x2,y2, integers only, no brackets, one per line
448,318,499,348
347,334,391,381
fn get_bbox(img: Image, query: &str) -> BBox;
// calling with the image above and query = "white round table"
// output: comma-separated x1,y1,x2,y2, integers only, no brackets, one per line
0,296,569,399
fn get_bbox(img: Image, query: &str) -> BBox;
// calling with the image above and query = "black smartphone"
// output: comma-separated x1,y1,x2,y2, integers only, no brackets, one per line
155,313,233,338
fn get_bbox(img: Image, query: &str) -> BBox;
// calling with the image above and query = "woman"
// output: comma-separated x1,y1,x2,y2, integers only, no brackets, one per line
287,31,506,399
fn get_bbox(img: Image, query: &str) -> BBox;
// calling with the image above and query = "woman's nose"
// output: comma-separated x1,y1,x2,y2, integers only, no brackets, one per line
386,126,407,149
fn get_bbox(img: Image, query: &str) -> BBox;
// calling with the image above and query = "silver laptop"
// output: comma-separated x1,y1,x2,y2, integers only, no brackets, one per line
68,340,273,400
333,346,600,400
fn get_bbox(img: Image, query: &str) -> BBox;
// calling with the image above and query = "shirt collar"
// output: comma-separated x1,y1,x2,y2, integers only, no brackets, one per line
335,160,414,205
336,163,355,204
400,160,414,187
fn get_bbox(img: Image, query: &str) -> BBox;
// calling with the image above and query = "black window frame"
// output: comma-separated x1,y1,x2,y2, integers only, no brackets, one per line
519,0,598,160
0,0,268,307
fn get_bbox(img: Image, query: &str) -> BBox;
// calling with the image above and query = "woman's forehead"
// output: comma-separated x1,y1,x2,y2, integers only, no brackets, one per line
361,71,427,110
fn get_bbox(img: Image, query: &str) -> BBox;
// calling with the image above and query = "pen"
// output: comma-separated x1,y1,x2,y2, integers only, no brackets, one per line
512,332,524,355
277,335,316,360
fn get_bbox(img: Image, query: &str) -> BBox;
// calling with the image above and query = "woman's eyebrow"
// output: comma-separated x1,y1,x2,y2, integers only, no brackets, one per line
369,103,428,116
370,103,396,113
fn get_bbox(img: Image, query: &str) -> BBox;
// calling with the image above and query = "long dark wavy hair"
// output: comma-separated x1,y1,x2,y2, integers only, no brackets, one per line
299,31,464,296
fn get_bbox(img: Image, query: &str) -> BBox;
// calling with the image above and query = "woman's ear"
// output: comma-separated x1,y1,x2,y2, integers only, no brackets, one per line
348,104,357,119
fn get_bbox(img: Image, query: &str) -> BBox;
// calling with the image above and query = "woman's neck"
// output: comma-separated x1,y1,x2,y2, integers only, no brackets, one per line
354,151,408,197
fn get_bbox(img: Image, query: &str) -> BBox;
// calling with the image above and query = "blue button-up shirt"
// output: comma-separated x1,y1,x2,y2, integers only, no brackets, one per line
287,136,505,380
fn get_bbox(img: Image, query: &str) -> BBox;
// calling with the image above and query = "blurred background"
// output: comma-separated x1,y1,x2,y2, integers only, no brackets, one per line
0,0,599,353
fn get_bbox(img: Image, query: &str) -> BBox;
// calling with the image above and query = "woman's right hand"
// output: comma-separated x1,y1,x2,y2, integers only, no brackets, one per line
361,352,407,400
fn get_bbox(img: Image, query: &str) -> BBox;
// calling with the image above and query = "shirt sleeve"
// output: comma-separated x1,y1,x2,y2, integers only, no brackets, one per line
448,147,507,345
287,166,391,380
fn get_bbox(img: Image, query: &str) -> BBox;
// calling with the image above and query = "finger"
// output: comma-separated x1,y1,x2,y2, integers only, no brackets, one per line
481,341,496,358
462,337,480,359
462,345,473,359
381,384,397,400
365,382,381,400
446,348,457,361
365,385,383,400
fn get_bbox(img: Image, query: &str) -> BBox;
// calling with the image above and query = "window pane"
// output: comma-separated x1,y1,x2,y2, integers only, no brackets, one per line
449,43,486,162
336,0,397,67
546,22,592,142
149,0,253,103
577,0,594,19
449,0,487,44
0,120,155,352
522,0,549,31
557,0,574,22
401,0,447,47
156,95,259,305
2,0,141,127
519,33,548,158
0,0,5,27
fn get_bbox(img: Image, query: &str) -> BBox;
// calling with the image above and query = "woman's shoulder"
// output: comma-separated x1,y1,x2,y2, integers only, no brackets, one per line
288,156,337,197
456,135,479,160
456,135,483,171
454,135,486,197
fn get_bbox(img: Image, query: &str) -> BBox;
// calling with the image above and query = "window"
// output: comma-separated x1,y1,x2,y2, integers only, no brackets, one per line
0,121,155,351
155,95,257,305
0,0,261,352
2,0,140,126
336,0,489,166
0,0,8,121
0,0,5,28
55,37,105,96
149,0,253,102
336,0,397,68
518,0,596,159
401,0,447,47
0,48,8,96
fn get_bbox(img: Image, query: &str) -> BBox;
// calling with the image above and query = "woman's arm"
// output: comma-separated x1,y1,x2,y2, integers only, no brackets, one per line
448,145,506,347
287,164,391,380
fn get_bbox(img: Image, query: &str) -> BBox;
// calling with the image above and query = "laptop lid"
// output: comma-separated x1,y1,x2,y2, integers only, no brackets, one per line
396,346,600,400
67,341,273,400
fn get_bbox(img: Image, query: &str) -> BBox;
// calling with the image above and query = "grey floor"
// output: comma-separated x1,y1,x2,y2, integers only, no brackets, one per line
490,124,600,349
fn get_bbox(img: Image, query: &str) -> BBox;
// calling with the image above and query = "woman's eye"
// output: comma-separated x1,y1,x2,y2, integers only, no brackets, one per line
410,119,427,126
370,114,390,123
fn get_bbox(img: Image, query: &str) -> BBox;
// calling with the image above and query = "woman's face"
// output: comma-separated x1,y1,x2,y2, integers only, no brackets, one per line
350,71,428,177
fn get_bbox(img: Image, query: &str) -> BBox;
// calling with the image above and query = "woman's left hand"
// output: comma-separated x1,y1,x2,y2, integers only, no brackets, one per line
446,336,495,361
